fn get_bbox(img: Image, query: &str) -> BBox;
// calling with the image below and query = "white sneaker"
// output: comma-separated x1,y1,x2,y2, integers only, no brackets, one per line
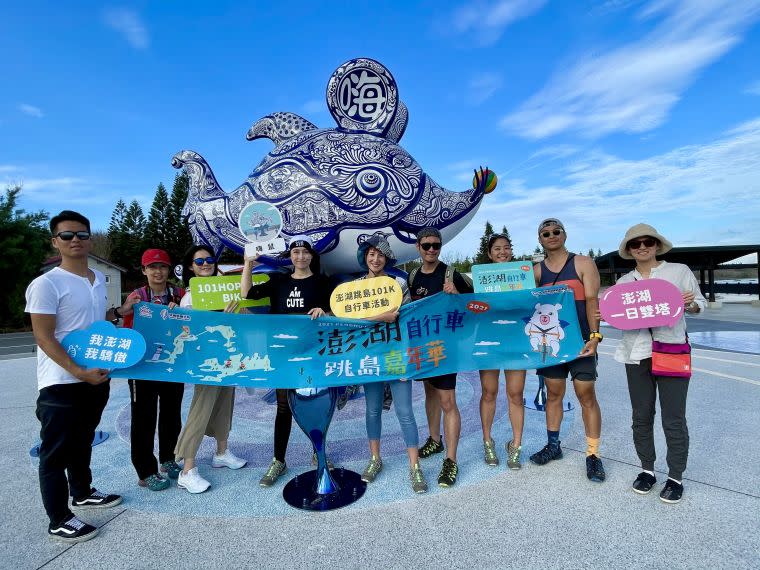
212,449,247,470
177,467,210,494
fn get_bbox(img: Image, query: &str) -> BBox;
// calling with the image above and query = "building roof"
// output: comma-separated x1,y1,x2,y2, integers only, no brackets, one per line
42,253,127,273
594,244,760,274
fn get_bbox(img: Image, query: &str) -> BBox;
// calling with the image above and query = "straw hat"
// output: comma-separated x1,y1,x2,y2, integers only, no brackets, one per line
618,223,673,259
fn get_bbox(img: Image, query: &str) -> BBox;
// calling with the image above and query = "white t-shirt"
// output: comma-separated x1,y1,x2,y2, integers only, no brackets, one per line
25,266,108,390
179,290,193,308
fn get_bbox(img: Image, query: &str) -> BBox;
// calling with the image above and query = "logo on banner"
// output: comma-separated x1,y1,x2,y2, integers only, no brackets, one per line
63,321,146,369
600,278,683,330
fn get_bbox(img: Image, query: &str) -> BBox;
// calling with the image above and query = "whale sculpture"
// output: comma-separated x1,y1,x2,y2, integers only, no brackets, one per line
173,58,495,274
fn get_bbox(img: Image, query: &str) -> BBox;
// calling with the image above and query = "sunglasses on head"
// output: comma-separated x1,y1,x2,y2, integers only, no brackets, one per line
54,231,91,241
420,242,442,251
627,237,657,249
541,229,563,238
193,256,216,266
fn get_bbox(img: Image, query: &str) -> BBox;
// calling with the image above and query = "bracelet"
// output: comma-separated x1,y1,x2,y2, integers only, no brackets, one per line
112,306,122,320
589,331,603,342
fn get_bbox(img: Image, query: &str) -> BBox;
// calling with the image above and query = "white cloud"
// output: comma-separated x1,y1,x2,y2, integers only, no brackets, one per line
444,0,548,46
745,80,760,95
18,104,43,118
468,72,503,104
273,334,298,339
492,319,517,324
447,115,760,257
288,356,312,362
103,8,149,49
475,340,501,346
502,0,760,139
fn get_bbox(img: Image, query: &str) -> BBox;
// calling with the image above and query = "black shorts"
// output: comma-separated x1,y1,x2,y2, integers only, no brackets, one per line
538,355,598,381
424,373,457,390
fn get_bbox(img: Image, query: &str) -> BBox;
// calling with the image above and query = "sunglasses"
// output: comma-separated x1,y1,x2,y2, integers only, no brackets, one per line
541,229,563,238
419,242,442,251
54,231,91,241
193,256,216,266
627,237,657,249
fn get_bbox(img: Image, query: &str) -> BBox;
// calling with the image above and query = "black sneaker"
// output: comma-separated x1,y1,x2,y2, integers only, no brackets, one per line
659,479,684,504
419,436,444,459
72,488,123,509
529,443,563,465
437,458,458,488
48,515,98,543
632,472,657,495
586,454,606,482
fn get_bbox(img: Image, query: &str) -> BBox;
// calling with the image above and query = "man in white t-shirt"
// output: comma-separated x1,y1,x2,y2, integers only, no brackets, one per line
25,210,122,543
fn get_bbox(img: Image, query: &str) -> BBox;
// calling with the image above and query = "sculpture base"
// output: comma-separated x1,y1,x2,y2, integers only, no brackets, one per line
283,468,366,511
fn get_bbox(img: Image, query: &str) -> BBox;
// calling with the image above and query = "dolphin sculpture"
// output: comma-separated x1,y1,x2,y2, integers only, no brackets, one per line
173,57,495,274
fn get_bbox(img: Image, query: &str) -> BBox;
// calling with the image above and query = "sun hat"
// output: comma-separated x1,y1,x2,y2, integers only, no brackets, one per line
357,235,397,271
618,223,673,259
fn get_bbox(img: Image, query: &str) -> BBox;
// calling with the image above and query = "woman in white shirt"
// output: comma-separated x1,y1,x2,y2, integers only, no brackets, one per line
613,224,706,504
175,246,247,493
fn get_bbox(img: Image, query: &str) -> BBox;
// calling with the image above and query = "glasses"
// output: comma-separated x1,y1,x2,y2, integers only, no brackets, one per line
193,257,216,266
420,242,442,251
627,237,657,249
54,231,91,241
541,229,563,238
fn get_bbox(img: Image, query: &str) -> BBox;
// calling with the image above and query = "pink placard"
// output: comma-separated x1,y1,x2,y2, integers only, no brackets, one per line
600,278,684,330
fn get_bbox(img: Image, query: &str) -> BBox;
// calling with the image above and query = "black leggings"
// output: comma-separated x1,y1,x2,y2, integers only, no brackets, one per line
273,389,292,462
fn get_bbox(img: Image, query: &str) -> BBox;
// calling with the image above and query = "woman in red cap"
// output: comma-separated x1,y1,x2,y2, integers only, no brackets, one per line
118,248,185,492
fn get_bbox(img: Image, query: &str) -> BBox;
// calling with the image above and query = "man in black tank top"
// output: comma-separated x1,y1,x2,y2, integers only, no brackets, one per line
530,218,606,483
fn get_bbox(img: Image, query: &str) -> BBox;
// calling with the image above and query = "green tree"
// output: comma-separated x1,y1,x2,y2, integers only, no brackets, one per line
474,221,495,265
145,182,170,250
1,186,50,329
597,248,603,258
587,248,595,258
120,200,147,281
165,172,193,263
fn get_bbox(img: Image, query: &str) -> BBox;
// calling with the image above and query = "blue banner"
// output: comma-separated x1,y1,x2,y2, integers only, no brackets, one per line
114,286,583,388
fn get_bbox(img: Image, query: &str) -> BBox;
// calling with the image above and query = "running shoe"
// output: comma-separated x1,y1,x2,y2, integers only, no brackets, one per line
178,467,210,494
419,436,444,459
361,457,383,483
529,443,563,466
632,472,657,495
437,458,459,488
506,440,522,470
410,463,428,494
160,460,182,480
483,438,499,466
586,454,606,482
259,459,287,487
138,473,170,491
212,449,247,470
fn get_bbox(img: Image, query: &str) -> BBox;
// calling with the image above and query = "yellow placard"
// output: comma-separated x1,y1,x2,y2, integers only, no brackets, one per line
330,275,403,319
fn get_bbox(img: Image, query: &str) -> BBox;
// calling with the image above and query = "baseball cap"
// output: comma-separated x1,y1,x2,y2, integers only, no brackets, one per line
537,218,565,234
141,249,171,266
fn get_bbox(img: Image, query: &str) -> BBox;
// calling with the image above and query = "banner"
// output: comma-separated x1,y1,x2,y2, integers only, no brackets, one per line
330,276,404,318
63,321,146,369
472,261,535,293
600,278,683,330
115,286,584,389
189,275,270,311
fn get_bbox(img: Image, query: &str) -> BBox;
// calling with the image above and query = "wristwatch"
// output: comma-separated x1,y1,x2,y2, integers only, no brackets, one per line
111,306,122,323
589,331,603,342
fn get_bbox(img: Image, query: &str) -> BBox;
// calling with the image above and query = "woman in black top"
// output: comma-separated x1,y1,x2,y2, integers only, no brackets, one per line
240,235,330,487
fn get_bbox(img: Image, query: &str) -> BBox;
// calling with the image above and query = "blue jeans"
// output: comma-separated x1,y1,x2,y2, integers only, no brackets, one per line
364,380,419,448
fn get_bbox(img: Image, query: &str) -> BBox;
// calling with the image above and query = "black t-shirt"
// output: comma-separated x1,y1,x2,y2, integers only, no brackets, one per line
410,263,473,301
246,272,331,315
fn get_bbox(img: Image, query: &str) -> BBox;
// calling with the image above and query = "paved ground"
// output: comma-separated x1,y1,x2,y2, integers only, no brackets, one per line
2,305,759,569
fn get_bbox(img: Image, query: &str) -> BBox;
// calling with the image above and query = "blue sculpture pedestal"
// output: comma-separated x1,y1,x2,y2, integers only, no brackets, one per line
283,387,366,511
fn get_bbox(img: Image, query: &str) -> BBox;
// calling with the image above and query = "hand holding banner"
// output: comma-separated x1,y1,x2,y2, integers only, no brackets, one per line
600,278,684,330
472,262,535,293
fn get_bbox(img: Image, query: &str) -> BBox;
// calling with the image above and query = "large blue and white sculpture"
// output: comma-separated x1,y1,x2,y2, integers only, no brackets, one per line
173,57,495,274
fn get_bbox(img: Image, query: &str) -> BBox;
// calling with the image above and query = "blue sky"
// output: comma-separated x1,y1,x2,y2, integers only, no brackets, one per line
3,0,760,260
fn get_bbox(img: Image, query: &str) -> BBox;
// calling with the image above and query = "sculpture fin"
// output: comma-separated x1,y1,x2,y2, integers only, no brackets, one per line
246,112,318,145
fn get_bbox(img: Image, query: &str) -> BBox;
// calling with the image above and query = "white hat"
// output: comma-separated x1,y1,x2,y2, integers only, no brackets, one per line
618,223,673,259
